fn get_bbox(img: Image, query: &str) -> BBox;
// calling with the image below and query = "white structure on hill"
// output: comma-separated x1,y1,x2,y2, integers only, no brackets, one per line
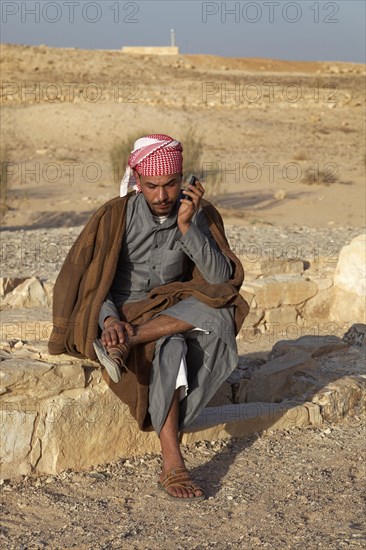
122,29,179,55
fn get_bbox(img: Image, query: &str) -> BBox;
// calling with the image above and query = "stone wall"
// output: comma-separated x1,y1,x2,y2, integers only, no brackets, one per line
1,235,365,334
1,234,365,479
238,234,366,339
1,331,364,479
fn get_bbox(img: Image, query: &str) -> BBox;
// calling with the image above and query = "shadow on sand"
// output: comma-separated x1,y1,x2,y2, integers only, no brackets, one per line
2,210,95,231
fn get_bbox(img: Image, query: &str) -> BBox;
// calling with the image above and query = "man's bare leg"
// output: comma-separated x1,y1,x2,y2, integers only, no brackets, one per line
131,315,195,347
102,315,203,498
159,388,204,499
102,315,194,348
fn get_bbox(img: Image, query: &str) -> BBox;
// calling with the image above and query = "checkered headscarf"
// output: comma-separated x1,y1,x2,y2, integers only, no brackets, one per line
120,134,183,196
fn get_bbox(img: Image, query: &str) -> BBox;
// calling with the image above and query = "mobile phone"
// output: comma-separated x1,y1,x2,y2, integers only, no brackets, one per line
187,175,198,201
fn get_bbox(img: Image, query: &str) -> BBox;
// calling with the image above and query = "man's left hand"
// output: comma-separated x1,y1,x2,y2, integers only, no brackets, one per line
178,179,205,234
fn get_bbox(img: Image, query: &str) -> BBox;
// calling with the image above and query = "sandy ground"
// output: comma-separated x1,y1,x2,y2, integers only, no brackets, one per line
1,417,365,549
1,44,365,229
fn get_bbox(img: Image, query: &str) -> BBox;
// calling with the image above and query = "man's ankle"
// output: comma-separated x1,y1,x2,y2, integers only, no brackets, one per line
161,453,185,472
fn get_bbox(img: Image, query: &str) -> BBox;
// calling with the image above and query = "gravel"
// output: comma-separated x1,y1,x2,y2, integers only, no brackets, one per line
1,417,365,549
1,224,363,280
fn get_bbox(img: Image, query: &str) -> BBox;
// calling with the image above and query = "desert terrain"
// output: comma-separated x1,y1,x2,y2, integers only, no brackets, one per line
0,44,365,549
1,417,365,549
0,43,365,228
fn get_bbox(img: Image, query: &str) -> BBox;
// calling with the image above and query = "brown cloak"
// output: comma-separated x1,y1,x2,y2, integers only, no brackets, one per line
48,193,249,430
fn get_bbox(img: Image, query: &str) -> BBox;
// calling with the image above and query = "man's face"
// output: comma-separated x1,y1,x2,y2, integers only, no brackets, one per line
138,173,182,216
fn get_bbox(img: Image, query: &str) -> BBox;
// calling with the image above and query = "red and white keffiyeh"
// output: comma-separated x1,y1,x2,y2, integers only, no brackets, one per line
119,134,183,196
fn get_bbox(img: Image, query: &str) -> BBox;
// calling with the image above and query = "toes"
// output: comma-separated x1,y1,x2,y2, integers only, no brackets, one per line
180,487,200,499
184,488,194,499
168,486,181,498
168,487,196,499
159,469,205,500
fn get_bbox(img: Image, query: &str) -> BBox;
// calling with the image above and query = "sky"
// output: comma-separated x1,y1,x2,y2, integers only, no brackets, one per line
1,0,365,63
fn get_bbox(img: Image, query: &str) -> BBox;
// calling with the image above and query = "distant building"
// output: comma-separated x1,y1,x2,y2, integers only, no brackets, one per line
122,46,179,55
122,29,179,55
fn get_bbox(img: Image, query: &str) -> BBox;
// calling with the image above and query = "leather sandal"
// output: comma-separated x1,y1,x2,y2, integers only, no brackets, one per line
93,339,129,383
157,467,205,502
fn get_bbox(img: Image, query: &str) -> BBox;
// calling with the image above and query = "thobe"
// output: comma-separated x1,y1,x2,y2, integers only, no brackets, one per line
99,192,239,433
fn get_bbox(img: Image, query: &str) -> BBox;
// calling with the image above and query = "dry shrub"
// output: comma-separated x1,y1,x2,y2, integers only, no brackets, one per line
179,128,223,198
109,129,223,198
293,151,308,161
339,126,356,134
110,130,153,184
179,127,203,182
301,167,352,186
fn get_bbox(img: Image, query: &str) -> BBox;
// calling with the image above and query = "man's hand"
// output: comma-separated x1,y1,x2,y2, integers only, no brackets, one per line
101,317,135,347
177,179,205,235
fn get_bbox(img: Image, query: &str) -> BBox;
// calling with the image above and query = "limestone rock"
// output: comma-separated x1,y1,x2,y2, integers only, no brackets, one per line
330,290,365,326
43,281,54,307
264,306,297,327
246,352,316,402
312,377,365,422
207,382,233,407
13,340,24,350
0,358,85,399
239,288,255,307
0,406,37,478
0,277,27,297
0,335,364,479
330,234,366,323
342,324,366,348
268,335,349,360
209,378,250,407
0,308,53,342
237,309,264,338
334,234,366,293
233,378,250,404
3,277,48,308
302,273,333,292
185,401,322,438
301,286,334,322
0,321,53,342
244,276,318,309
0,349,12,362
239,257,304,280
33,387,162,474
242,309,264,327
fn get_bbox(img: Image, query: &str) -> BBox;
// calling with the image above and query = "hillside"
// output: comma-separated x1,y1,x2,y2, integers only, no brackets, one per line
1,43,365,228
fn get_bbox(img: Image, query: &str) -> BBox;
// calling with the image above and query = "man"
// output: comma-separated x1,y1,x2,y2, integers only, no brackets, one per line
49,134,249,502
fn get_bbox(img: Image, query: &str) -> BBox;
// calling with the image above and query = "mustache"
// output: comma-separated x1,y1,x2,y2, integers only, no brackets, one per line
153,201,173,206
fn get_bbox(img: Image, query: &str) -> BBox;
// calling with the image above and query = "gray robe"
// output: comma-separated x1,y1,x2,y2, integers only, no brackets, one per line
100,193,238,433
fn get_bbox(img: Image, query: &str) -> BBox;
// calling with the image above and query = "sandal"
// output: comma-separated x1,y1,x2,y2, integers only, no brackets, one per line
157,467,205,502
93,339,130,383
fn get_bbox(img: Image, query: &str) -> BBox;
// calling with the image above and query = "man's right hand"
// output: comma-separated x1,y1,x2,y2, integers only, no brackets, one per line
101,317,135,347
